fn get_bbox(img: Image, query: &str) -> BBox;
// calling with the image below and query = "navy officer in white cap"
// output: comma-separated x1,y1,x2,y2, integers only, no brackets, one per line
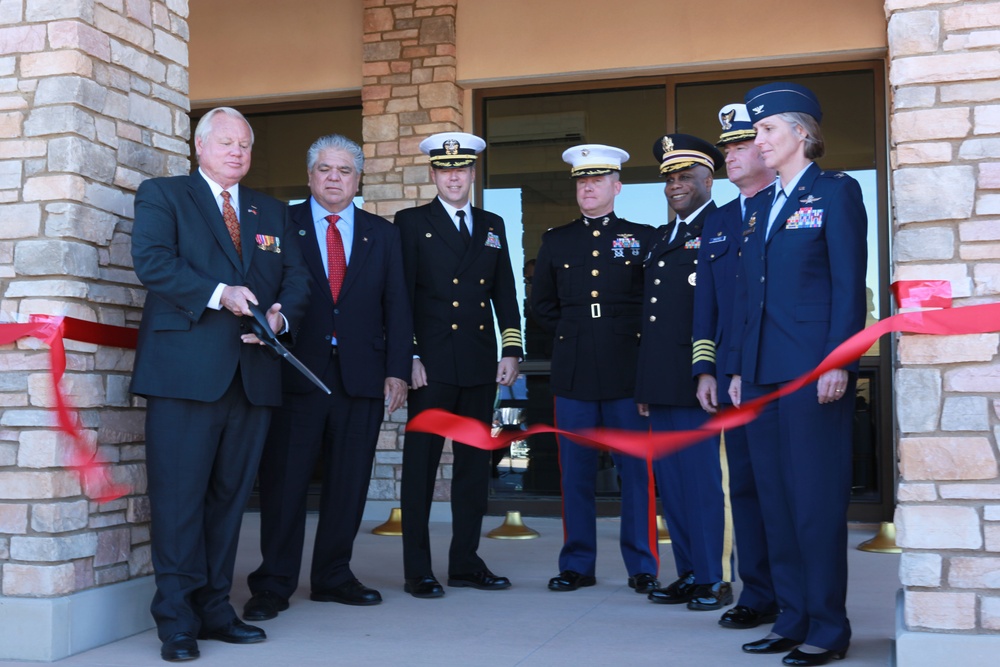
531,144,659,594
729,82,866,666
637,134,733,613
691,104,779,629
396,131,523,598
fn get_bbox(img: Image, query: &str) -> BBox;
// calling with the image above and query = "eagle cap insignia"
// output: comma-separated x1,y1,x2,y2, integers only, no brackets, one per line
444,139,459,155
721,109,735,131
753,105,764,114
661,136,674,153
581,148,590,157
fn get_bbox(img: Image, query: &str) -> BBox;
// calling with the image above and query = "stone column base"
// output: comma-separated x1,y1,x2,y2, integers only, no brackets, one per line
0,575,155,661
896,589,1000,667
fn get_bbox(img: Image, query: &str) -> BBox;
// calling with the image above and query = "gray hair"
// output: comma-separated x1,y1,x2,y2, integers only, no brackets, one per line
307,134,364,173
777,111,825,160
194,107,255,148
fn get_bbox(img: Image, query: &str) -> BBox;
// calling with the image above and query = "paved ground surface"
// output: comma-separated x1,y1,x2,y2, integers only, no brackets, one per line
4,515,900,666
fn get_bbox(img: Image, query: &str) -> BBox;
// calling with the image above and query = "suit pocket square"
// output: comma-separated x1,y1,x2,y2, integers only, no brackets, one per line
256,234,281,252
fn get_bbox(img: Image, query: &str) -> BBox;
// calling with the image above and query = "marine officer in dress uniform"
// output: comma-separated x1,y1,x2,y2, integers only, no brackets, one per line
691,105,779,629
637,134,733,612
531,145,659,594
397,132,523,599
728,82,867,666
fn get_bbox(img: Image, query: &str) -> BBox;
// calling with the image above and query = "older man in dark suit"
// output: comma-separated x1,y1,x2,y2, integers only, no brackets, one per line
131,107,310,662
244,134,411,619
396,132,522,599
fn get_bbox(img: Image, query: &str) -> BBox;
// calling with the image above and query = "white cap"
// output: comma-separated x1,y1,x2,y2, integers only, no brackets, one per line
419,132,486,168
561,144,629,178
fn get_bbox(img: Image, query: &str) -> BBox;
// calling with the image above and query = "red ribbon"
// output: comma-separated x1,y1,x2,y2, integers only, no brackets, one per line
407,282,1000,460
1,316,137,503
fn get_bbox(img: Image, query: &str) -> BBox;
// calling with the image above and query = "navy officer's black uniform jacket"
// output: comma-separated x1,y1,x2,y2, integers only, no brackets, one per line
634,202,716,407
397,197,523,385
531,213,653,401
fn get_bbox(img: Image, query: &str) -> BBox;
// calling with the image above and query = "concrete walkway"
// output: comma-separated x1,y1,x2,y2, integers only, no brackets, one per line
4,514,900,666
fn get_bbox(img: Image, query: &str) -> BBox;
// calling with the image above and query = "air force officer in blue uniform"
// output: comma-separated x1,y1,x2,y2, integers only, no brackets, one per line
692,105,778,629
531,145,659,594
728,83,867,666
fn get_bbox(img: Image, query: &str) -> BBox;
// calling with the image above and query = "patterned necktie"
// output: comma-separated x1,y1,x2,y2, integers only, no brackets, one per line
221,190,241,257
457,210,471,246
326,214,346,303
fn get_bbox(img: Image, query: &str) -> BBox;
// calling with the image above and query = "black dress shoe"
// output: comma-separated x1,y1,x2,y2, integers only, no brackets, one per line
627,573,660,594
405,575,445,598
448,570,512,590
243,590,289,621
547,570,596,592
198,619,266,644
782,647,848,666
719,605,780,629
161,632,199,662
742,636,802,654
312,578,383,605
687,581,733,610
647,571,696,604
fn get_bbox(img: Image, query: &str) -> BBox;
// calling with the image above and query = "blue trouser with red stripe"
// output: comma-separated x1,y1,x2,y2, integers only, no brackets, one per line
554,396,658,577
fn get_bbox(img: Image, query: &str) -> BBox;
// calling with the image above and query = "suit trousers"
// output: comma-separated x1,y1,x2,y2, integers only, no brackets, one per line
742,378,856,651
145,368,270,640
401,380,494,579
554,396,658,577
724,421,777,612
249,352,384,599
650,405,729,584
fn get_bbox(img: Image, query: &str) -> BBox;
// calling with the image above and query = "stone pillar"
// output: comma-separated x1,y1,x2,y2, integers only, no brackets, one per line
0,0,190,660
888,1,1000,665
362,0,463,505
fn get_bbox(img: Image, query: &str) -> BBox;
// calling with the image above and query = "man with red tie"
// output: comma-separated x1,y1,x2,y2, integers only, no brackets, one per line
245,134,412,619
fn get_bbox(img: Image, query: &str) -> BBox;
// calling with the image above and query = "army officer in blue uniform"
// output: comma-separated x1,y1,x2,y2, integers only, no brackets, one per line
728,83,867,666
637,134,732,612
692,104,779,629
531,145,659,594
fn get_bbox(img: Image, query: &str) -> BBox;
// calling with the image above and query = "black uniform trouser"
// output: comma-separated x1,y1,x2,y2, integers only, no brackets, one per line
401,380,494,579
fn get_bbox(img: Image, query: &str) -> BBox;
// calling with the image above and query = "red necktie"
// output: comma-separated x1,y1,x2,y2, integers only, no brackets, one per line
326,215,346,302
221,190,241,257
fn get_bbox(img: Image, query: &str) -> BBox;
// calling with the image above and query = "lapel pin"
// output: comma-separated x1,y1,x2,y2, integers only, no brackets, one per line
248,205,258,215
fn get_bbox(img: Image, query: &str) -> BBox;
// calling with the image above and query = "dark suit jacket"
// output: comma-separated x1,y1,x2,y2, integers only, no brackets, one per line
396,197,522,387
531,214,652,401
284,200,412,397
691,190,773,401
634,203,716,406
130,172,310,406
728,163,868,384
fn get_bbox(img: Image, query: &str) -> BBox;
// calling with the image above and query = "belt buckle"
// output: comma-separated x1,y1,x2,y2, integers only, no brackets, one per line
590,303,601,318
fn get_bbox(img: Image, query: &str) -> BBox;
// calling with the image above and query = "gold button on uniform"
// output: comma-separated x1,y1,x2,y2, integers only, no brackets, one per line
451,324,458,330
453,278,459,284
592,250,599,257
658,260,665,267
649,316,656,322
480,279,485,285
593,230,601,237
591,269,599,277
452,301,459,307
591,290,599,298
650,297,657,303
480,302,486,308
654,279,661,285
564,263,570,269
479,325,485,330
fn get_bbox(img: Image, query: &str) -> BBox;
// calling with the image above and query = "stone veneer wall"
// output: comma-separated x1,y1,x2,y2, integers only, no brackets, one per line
887,0,1000,664
362,0,463,505
0,0,190,660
